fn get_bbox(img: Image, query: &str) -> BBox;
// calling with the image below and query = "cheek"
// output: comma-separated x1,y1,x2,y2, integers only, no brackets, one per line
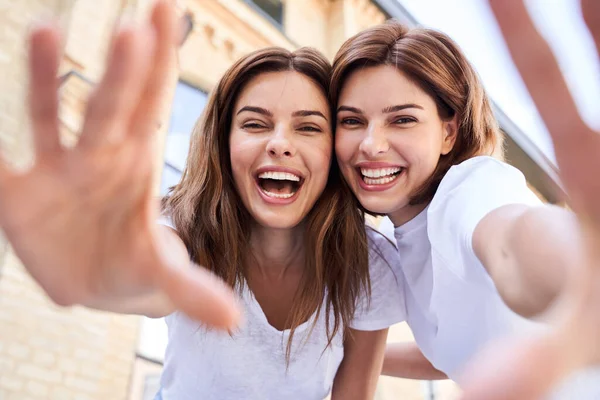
306,137,333,184
229,133,256,186
334,131,355,166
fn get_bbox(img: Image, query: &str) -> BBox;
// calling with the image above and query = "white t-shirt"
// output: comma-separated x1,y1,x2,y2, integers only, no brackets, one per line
386,156,600,397
157,226,405,400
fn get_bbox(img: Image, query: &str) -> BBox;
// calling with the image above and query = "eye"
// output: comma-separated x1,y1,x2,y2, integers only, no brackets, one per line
340,117,362,126
242,122,268,130
298,125,322,133
394,117,417,125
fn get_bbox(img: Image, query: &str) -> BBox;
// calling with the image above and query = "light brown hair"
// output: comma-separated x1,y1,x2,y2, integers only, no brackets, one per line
331,21,504,204
163,47,369,360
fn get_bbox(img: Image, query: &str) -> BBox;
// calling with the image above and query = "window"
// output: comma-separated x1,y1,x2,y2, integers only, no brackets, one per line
128,355,163,400
160,81,208,195
245,0,284,27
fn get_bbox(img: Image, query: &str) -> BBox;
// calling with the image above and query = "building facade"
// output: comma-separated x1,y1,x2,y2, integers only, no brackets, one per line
0,1,553,399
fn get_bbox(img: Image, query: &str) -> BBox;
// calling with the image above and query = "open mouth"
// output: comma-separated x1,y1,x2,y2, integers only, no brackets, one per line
358,167,404,185
256,171,304,200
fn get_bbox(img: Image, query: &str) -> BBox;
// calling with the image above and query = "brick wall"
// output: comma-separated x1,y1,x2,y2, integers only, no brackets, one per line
0,253,141,400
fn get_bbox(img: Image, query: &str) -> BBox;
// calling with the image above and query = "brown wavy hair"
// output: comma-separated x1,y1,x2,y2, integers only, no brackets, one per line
331,21,504,204
163,47,369,361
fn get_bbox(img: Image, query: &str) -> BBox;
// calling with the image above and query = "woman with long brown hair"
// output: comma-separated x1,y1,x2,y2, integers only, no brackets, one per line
0,1,431,399
330,1,600,397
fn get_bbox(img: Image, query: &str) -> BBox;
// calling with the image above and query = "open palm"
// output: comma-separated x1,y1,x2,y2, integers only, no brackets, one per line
0,0,238,329
461,0,600,398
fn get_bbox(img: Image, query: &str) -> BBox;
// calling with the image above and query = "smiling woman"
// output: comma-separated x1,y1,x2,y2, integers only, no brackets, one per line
331,17,600,399
228,70,332,227
151,47,410,399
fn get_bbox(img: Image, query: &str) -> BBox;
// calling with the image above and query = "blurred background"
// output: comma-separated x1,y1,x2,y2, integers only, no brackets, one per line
0,0,598,399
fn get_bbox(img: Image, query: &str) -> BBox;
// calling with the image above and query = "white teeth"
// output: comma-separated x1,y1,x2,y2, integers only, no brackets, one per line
360,167,401,178
363,175,399,185
257,171,300,181
261,190,294,199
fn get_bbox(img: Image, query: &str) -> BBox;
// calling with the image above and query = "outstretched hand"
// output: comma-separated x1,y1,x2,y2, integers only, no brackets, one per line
0,0,239,329
461,1,600,398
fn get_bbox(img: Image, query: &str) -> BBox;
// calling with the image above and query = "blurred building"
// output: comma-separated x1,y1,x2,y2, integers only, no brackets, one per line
0,1,558,399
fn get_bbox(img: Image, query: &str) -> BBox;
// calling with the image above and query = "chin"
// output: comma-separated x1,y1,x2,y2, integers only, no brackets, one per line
252,212,305,230
357,195,408,216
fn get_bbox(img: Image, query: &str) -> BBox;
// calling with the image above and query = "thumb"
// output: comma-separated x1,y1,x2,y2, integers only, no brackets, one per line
151,224,241,330
157,259,241,330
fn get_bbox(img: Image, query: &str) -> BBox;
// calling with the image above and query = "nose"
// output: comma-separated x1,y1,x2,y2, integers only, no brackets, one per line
266,126,296,158
359,124,389,157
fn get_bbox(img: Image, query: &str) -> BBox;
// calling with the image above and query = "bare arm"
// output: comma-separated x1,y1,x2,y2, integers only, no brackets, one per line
458,1,600,399
382,342,447,380
473,204,581,317
331,328,388,400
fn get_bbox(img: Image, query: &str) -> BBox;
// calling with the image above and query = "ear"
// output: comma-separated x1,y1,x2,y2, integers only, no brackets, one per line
441,116,458,155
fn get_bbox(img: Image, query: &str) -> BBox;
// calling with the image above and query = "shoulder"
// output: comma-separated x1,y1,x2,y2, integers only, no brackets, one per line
436,156,525,198
425,156,542,277
366,225,397,251
366,226,400,270
430,156,540,218
351,227,406,331
364,226,402,287
157,215,176,230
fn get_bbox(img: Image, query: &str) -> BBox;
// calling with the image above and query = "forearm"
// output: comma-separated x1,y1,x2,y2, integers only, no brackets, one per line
476,204,581,317
382,342,447,380
331,328,388,399
83,290,174,318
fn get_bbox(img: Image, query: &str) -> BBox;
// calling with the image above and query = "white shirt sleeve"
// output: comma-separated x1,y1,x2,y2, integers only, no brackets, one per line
427,156,543,279
157,215,175,230
350,228,406,331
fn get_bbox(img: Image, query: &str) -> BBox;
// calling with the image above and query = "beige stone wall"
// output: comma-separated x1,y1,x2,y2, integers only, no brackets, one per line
0,0,67,169
284,0,330,52
178,0,294,91
0,254,140,400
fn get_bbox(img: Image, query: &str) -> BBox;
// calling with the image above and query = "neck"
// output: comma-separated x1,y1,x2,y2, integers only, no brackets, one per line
389,201,430,227
249,223,305,280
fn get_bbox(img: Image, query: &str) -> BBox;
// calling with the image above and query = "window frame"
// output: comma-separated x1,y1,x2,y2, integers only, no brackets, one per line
241,0,285,30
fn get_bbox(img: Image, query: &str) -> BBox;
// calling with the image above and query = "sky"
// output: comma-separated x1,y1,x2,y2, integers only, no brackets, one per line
398,0,600,165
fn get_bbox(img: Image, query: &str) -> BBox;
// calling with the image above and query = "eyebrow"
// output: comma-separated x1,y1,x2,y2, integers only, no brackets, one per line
336,104,424,114
236,106,273,117
381,104,423,113
337,105,363,114
292,110,328,121
237,107,328,121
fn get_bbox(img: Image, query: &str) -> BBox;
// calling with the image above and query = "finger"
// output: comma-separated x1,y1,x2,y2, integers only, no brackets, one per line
151,225,241,330
157,261,241,330
128,0,178,139
27,23,62,156
460,333,575,400
582,0,600,56
0,157,15,191
78,23,155,148
488,0,591,146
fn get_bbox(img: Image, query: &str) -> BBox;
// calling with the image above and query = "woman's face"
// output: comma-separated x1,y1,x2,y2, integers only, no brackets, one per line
335,65,457,225
230,71,332,230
